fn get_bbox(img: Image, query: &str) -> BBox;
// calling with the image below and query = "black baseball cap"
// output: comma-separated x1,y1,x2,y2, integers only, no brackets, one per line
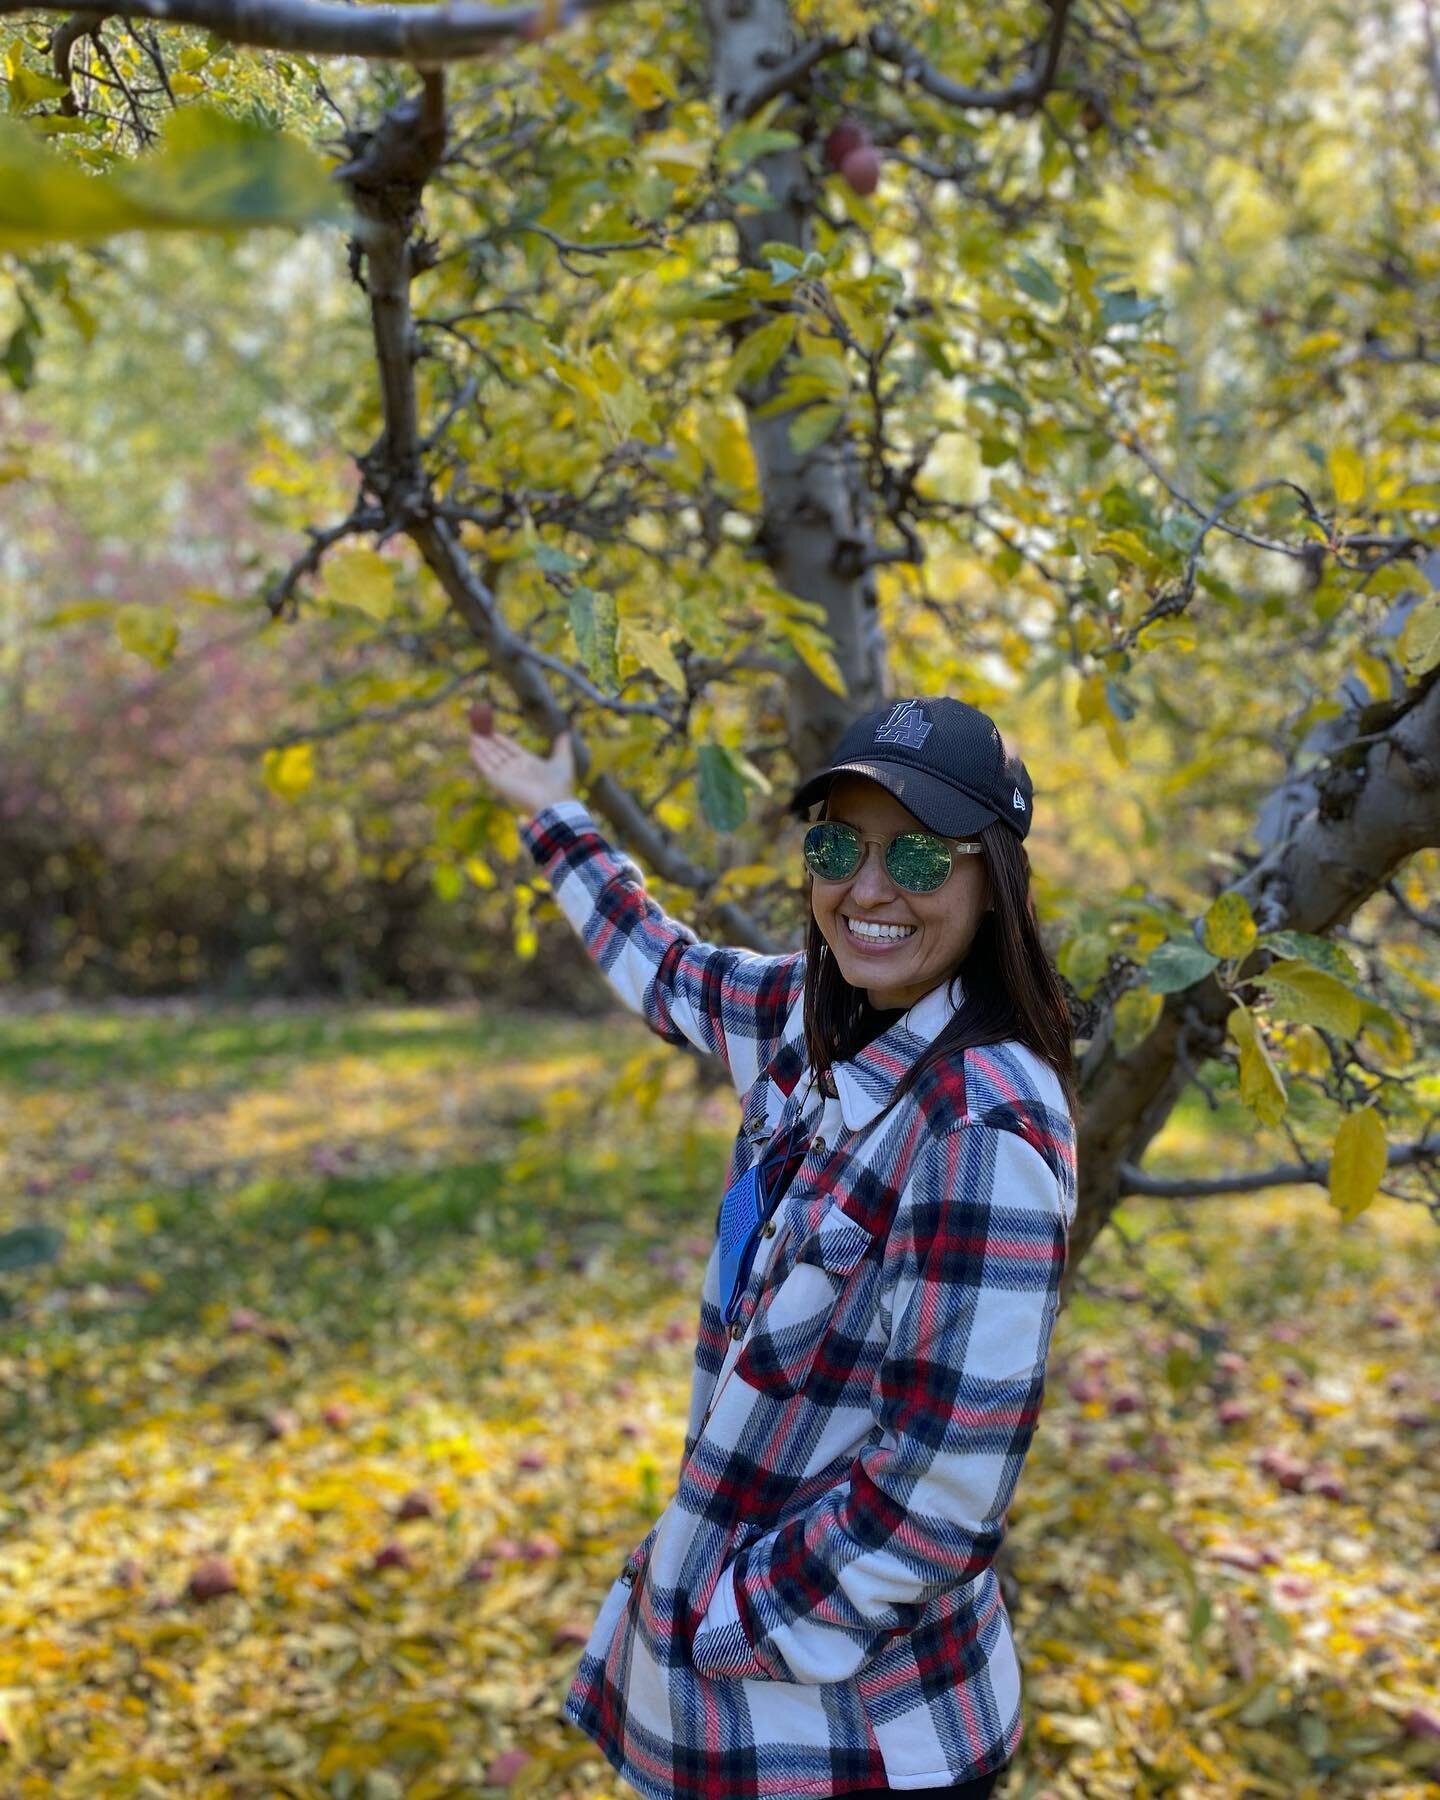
787,697,1034,841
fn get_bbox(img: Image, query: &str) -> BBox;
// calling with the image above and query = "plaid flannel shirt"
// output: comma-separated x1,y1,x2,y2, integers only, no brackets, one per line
520,799,1078,1799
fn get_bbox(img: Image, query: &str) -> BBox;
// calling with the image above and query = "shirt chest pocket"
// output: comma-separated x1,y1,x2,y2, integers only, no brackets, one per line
733,1200,879,1400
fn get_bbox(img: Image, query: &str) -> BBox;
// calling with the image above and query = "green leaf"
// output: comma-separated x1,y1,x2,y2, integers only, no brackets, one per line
1227,1001,1288,1126
1099,286,1160,328
1328,1107,1387,1223
0,106,350,251
569,585,619,694
1397,592,1440,675
1203,892,1257,959
1144,937,1221,993
1057,931,1110,997
718,125,800,170
696,743,748,833
787,403,844,453
0,1224,64,1273
1011,257,1061,307
968,379,1028,415
724,313,796,392
1255,930,1358,982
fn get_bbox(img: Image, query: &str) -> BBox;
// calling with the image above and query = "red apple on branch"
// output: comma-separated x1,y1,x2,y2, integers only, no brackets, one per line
840,145,881,196
823,122,867,170
469,702,494,736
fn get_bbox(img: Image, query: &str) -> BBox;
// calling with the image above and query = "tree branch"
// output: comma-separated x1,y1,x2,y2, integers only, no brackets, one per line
1064,671,1440,1297
1118,1133,1439,1199
869,0,1076,114
6,0,617,61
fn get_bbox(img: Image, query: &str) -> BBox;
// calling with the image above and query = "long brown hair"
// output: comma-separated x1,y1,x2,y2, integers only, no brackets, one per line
795,784,1079,1129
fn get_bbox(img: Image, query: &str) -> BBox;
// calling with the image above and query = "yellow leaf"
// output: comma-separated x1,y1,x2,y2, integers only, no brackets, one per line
1397,592,1440,675
1075,673,1108,726
1113,986,1164,1053
708,411,757,497
773,614,847,696
638,137,709,178
1293,330,1344,359
1328,1106,1387,1223
514,888,538,960
1280,1023,1328,1076
623,61,677,110
1327,445,1365,506
262,742,315,800
321,544,395,621
115,603,178,668
622,623,687,694
1094,529,1165,577
9,65,71,107
1203,891,1257,959
463,856,496,890
1226,1001,1287,1126
1259,958,1362,1038
169,73,204,97
544,53,601,111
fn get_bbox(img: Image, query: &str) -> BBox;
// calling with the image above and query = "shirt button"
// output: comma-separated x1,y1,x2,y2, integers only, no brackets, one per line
761,1220,776,1238
813,1137,827,1154
729,1320,744,1340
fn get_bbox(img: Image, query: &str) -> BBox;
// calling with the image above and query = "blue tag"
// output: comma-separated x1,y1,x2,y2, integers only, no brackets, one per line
716,1117,806,1325
716,1164,766,1326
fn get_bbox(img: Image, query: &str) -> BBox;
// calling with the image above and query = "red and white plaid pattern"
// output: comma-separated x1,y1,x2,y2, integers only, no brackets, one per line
520,799,1078,1799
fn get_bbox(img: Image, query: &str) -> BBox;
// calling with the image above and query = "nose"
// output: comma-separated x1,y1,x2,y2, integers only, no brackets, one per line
849,840,897,904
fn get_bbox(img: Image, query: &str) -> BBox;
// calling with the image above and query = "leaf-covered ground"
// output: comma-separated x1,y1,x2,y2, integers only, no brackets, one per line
1,1000,1436,1800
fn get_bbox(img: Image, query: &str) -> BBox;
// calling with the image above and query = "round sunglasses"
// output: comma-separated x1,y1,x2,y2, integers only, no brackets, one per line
802,820,984,894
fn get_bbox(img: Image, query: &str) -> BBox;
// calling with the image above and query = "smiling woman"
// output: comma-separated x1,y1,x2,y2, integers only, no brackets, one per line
469,695,1080,1800
805,783,992,1012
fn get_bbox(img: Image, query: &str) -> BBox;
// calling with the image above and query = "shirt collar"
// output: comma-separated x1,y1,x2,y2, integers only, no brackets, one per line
828,976,964,1133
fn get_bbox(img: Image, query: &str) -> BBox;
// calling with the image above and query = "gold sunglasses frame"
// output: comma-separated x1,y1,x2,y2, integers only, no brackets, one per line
802,820,986,892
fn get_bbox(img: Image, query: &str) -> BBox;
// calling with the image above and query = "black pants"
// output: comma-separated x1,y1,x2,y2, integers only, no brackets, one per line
843,1763,1006,1799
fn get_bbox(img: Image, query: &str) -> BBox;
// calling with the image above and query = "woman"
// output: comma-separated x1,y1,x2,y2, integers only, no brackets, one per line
469,695,1079,1800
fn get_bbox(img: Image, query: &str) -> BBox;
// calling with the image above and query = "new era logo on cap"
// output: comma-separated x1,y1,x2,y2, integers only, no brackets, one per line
1013,787,1026,811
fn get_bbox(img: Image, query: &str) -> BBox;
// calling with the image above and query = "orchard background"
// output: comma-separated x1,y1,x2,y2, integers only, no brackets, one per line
1,0,1438,1794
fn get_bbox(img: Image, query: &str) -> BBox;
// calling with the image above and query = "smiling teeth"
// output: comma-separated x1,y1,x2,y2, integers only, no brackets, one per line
846,918,916,941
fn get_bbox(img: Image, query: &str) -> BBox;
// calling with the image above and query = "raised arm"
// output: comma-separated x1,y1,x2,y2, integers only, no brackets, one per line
468,721,805,1098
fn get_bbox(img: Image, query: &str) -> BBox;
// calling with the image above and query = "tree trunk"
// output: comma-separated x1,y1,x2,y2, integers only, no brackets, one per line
702,0,888,777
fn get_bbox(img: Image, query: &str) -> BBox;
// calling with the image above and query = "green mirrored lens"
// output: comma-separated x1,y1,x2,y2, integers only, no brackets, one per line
804,822,860,879
886,833,952,892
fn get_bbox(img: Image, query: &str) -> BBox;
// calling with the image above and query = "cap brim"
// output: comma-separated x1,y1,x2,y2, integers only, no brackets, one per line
788,759,998,837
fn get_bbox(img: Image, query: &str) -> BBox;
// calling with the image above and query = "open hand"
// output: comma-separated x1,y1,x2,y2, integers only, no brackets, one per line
468,719,578,821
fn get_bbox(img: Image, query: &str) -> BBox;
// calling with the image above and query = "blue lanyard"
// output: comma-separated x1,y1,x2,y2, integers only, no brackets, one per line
717,1085,817,1325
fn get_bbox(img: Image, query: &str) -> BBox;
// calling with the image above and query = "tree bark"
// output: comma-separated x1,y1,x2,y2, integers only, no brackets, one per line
1064,669,1440,1297
701,0,888,778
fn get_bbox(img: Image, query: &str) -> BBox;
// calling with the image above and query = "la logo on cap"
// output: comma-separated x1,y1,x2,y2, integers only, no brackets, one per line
874,700,932,749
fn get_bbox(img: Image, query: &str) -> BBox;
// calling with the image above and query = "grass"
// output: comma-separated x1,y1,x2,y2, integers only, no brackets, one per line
1,998,1437,1799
